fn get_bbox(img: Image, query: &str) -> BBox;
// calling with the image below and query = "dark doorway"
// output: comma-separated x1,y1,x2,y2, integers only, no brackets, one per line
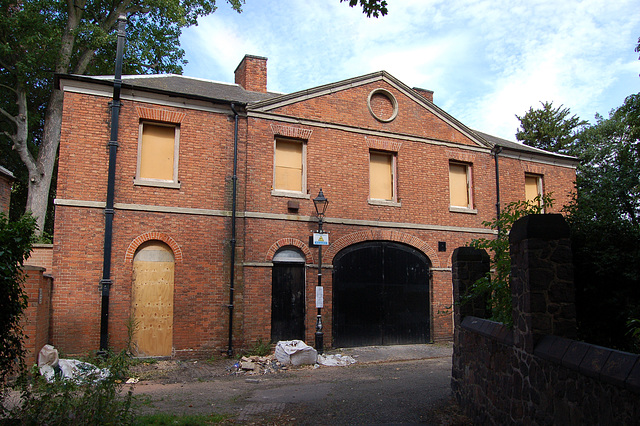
333,241,431,347
271,259,305,342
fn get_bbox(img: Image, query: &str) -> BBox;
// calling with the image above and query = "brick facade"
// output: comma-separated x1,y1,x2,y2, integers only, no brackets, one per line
0,166,14,215
22,266,53,365
52,55,577,357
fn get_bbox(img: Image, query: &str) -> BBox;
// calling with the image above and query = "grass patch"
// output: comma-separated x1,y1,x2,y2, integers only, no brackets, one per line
134,413,228,425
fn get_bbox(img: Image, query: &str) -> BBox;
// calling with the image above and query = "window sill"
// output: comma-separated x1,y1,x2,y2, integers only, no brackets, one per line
449,206,477,214
368,199,401,207
134,178,181,189
271,190,310,199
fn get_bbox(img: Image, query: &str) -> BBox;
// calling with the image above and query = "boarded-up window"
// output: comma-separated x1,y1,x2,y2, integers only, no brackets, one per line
370,151,394,200
274,139,304,192
525,174,543,206
449,162,471,208
138,123,177,181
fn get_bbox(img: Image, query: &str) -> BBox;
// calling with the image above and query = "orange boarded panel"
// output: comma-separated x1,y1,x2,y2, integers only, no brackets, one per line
132,243,174,357
140,124,175,181
525,175,541,205
449,163,469,207
275,140,303,191
370,152,393,200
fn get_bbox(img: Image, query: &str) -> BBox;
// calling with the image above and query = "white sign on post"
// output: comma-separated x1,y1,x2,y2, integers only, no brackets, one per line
316,286,324,308
313,232,329,246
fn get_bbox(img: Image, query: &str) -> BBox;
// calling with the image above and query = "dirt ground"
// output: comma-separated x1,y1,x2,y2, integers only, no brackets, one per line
129,349,471,425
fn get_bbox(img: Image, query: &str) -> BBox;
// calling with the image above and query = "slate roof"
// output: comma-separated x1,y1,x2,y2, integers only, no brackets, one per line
473,130,577,163
58,73,280,105
58,73,576,163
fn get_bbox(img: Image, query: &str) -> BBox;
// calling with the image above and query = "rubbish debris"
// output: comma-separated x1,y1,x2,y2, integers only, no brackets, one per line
38,344,110,383
228,355,283,376
274,340,318,366
317,353,357,367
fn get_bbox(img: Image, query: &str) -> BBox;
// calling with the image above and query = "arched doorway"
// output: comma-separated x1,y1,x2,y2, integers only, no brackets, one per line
333,241,431,347
271,247,306,342
131,241,175,356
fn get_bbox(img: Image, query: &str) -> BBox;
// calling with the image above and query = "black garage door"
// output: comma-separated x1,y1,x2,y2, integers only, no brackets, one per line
332,242,431,347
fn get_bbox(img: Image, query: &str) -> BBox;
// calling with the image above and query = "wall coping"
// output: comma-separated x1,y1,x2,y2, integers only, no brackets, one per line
461,319,640,394
461,316,513,346
535,335,640,394
509,214,570,244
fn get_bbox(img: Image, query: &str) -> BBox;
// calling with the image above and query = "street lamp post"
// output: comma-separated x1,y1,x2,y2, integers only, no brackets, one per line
313,188,329,354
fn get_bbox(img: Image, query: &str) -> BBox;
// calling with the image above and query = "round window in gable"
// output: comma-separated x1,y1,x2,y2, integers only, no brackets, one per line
367,88,399,123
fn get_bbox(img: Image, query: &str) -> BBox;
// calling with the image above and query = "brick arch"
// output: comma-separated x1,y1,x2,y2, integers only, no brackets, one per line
125,232,183,263
266,238,314,264
324,230,440,268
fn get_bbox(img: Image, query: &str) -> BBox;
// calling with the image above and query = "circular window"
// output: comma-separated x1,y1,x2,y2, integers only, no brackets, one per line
367,89,398,122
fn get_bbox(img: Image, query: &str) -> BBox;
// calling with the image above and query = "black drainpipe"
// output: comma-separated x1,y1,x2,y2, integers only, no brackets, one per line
99,14,127,354
227,103,239,356
492,146,503,233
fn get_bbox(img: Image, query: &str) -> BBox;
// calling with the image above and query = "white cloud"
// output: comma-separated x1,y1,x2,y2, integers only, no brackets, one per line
181,0,640,139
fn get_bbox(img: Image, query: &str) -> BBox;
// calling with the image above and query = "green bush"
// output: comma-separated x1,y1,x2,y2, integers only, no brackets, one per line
468,195,553,326
0,212,36,385
3,350,135,425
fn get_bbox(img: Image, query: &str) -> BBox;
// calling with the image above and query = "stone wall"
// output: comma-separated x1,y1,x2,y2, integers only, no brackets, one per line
451,214,640,424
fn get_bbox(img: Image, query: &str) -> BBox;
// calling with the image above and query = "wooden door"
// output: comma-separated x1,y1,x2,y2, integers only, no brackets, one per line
333,241,431,347
271,263,306,342
132,241,174,356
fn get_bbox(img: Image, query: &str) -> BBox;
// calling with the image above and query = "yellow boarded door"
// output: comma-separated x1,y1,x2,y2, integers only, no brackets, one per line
132,241,175,356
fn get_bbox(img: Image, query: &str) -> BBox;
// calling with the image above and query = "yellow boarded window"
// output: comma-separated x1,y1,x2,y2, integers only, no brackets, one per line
370,151,394,200
449,163,470,208
275,139,303,192
525,174,542,206
139,123,176,181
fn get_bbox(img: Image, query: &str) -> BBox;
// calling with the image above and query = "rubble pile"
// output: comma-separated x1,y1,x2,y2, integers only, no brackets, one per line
229,355,287,376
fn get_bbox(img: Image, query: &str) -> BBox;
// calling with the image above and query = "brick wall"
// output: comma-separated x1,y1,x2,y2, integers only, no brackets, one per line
25,244,53,272
0,173,12,214
53,67,577,357
22,266,53,365
451,215,640,424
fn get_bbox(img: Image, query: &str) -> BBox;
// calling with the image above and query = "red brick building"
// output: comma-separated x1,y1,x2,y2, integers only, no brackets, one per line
0,165,14,215
53,55,577,357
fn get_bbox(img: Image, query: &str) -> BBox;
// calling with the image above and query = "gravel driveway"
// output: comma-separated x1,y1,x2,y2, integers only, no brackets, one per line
130,343,470,425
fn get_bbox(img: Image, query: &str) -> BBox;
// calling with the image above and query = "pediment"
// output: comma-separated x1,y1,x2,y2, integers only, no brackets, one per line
248,71,490,149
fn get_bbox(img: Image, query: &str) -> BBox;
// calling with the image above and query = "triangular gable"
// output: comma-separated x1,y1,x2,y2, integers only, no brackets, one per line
248,71,491,149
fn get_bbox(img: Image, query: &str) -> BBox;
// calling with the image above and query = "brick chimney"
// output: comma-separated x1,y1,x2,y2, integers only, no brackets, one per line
413,87,434,103
235,55,268,93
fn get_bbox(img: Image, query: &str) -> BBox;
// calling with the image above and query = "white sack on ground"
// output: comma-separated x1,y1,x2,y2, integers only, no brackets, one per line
274,340,318,366
37,344,110,383
317,354,357,366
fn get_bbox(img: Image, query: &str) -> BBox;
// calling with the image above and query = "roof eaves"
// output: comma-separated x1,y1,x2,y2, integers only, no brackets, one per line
0,165,15,180
55,73,249,107
473,130,579,163
247,71,386,110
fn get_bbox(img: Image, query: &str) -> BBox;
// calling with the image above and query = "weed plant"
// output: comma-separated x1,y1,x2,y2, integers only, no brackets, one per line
2,350,135,425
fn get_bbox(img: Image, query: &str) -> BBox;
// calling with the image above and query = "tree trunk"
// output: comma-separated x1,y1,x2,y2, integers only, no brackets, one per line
24,88,64,235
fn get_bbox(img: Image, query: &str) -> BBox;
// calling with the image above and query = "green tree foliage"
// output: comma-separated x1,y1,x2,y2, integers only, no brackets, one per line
0,0,388,237
515,101,587,154
0,0,245,236
341,0,388,17
566,93,640,351
468,195,552,326
0,212,36,385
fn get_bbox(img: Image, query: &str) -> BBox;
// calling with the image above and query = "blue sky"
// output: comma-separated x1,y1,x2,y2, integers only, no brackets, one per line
180,0,640,140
